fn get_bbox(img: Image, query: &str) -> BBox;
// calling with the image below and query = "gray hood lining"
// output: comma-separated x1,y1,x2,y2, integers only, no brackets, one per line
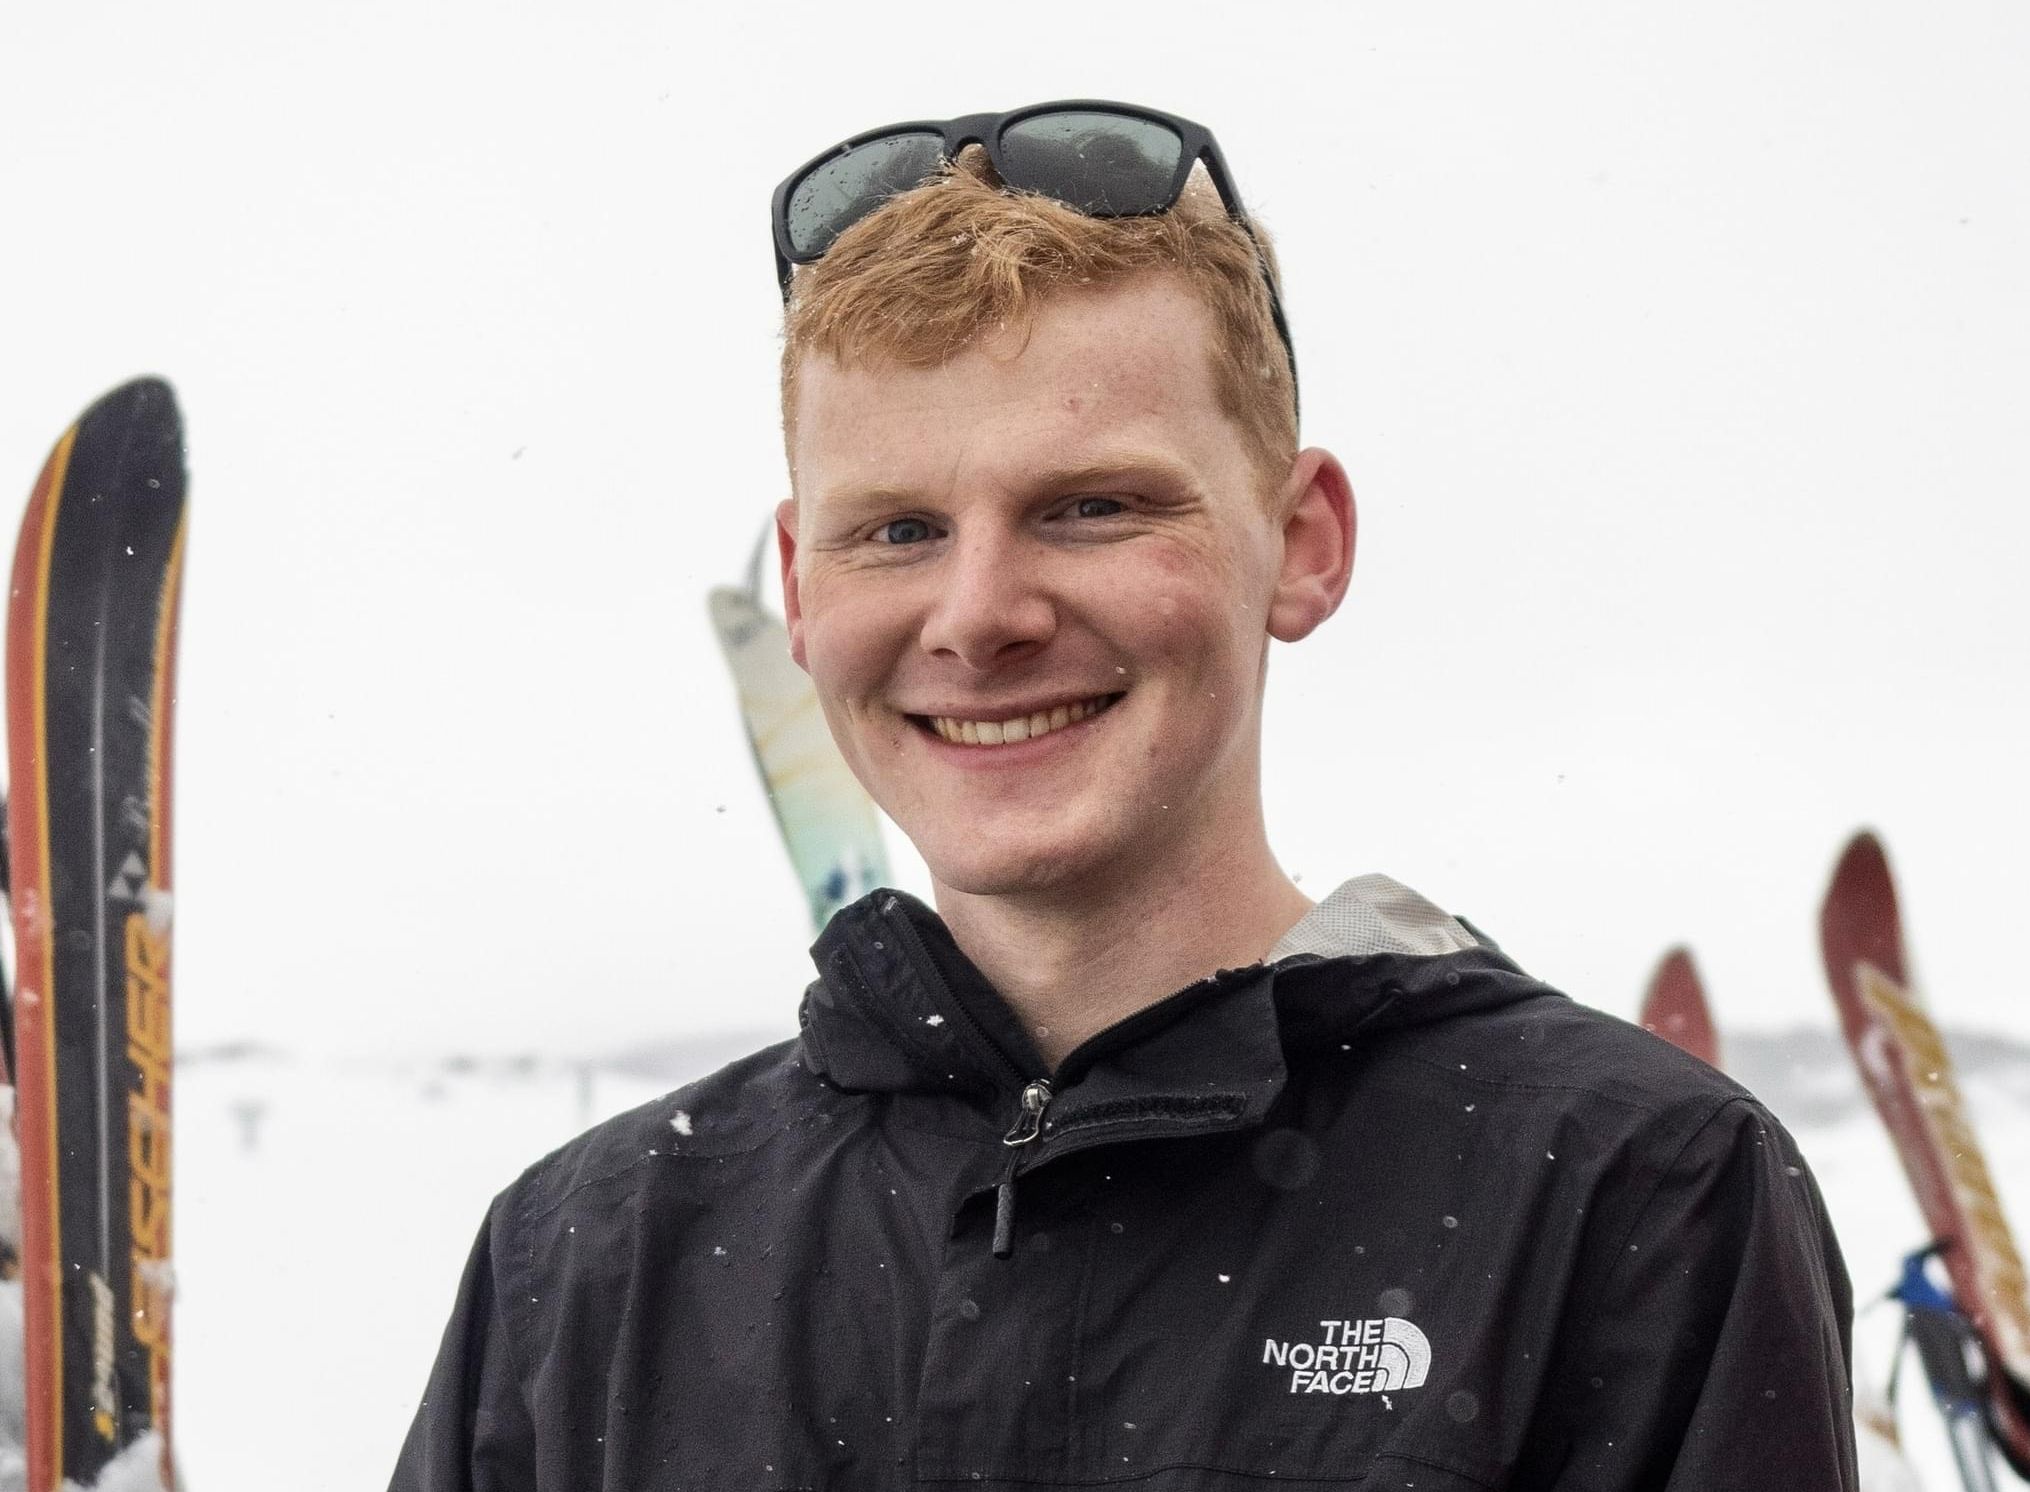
1268,874,1480,962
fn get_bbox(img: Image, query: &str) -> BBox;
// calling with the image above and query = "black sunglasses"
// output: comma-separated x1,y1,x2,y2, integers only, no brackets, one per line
770,99,1298,417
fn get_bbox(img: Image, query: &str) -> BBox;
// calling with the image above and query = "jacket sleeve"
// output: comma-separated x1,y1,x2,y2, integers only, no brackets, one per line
1534,1097,1859,1490
388,1197,540,1492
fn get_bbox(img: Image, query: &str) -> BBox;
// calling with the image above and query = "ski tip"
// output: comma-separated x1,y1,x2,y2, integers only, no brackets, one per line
1819,828,1906,986
1640,945,1721,1068
79,375,181,435
60,376,187,515
76,371,183,461
1642,946,1700,1009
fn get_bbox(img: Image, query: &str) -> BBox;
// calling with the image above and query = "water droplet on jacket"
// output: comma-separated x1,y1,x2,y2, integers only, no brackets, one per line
959,1298,981,1321
1441,1215,1458,1229
1445,1390,1478,1423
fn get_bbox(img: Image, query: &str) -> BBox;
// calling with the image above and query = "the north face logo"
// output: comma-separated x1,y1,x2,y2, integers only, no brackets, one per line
1262,1318,1432,1395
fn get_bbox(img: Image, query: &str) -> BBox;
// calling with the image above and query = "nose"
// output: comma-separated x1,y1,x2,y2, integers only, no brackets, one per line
917,526,1056,672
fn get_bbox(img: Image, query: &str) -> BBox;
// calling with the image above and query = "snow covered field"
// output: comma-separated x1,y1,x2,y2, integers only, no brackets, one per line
160,1025,2030,1492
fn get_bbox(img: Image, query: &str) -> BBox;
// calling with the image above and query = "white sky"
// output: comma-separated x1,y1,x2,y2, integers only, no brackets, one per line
2,0,2026,1061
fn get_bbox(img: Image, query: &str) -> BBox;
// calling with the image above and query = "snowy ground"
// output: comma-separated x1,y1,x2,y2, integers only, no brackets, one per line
22,1025,2030,1490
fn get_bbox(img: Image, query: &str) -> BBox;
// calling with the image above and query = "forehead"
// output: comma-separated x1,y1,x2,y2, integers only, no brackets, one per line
789,274,1248,505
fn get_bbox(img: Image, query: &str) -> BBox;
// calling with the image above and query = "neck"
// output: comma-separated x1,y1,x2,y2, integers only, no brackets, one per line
932,817,1310,1070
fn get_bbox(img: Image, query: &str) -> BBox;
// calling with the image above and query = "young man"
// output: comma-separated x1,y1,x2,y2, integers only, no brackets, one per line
392,103,1857,1490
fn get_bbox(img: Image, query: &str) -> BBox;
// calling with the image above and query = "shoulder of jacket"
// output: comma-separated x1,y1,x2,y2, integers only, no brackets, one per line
492,1035,825,1235
1362,978,1762,1132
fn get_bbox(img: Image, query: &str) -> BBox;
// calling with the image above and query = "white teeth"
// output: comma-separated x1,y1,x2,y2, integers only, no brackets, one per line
929,694,1116,747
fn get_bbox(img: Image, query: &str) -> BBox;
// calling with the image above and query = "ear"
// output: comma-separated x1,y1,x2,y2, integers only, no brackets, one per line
775,496,810,671
1266,448,1356,643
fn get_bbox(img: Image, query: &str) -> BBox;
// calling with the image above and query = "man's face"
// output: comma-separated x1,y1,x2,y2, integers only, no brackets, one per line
781,273,1302,902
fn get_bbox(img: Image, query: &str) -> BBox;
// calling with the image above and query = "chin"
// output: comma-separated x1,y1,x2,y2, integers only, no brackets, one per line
918,835,1108,900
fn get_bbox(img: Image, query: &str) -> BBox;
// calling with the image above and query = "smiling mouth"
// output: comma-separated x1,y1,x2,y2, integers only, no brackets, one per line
916,693,1124,747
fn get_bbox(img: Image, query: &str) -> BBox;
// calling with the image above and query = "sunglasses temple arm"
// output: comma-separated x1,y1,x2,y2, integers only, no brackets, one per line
1235,214,1300,426
1199,145,1300,424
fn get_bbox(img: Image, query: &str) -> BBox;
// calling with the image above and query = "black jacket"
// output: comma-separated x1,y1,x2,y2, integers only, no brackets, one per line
391,890,1857,1490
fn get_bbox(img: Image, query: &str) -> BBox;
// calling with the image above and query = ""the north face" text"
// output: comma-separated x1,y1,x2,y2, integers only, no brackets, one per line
1261,1317,1432,1395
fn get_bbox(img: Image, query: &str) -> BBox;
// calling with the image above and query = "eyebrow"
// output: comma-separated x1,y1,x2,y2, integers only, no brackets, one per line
1025,453,1203,497
817,451,1204,516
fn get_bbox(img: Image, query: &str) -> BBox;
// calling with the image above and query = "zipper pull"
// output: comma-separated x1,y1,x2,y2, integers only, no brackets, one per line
1002,1079,1053,1147
993,1079,1052,1259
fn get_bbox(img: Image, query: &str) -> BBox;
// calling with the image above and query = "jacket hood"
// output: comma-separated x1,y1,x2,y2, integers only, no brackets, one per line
797,886,1555,1122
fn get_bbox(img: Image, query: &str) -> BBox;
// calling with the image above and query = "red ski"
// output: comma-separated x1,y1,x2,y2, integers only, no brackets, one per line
1638,946,1721,1069
1820,829,2030,1475
6,377,186,1491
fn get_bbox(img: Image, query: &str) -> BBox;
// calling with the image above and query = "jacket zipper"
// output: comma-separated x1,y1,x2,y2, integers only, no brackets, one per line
992,1079,1053,1259
882,901,1035,1088
881,904,1060,1260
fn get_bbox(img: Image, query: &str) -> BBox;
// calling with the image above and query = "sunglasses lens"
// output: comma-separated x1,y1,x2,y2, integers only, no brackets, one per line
785,131,946,260
998,112,1185,216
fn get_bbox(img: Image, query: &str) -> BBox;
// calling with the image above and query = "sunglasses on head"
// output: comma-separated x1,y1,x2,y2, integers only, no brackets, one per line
770,99,1298,417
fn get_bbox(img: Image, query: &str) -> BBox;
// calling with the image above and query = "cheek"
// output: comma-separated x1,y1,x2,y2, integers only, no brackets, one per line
799,586,904,704
1134,545,1271,674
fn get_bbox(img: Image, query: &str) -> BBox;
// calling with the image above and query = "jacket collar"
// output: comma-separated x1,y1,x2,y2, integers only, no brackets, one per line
799,889,1290,1130
797,887,1521,1160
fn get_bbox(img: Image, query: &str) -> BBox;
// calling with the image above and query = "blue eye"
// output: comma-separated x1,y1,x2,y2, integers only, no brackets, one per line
877,517,934,545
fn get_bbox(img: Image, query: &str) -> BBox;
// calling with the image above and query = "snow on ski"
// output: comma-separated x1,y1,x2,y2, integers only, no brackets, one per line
1638,945,1721,1069
707,535,887,935
1821,829,2030,1477
5,378,185,1492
